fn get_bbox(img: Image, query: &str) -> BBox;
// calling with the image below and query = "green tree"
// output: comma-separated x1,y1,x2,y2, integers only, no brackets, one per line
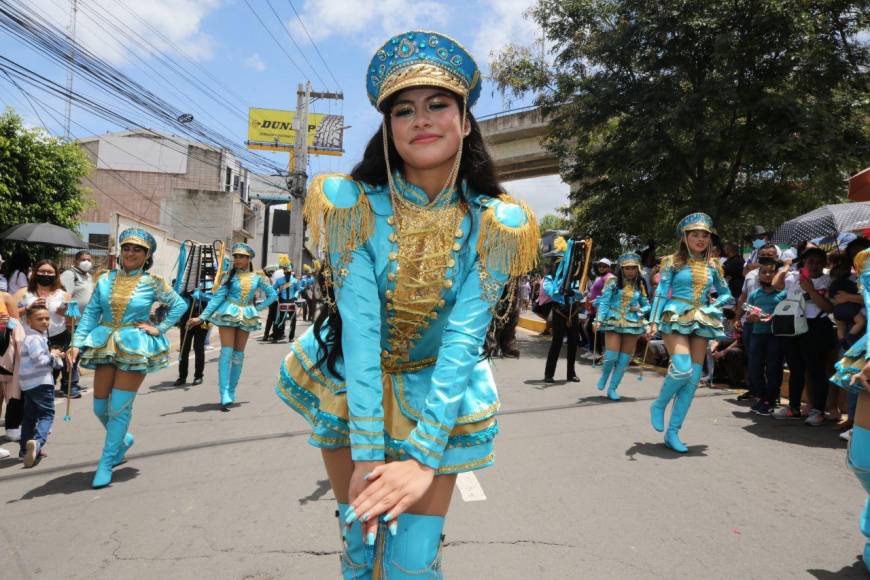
539,213,570,231
491,0,870,254
0,108,91,233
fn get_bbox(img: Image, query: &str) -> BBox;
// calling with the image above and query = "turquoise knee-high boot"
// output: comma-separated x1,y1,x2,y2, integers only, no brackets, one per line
218,347,234,408
228,350,245,403
849,426,870,572
607,352,632,401
382,513,445,579
664,362,702,453
93,397,134,466
337,503,372,580
650,353,692,432
92,390,136,488
597,350,619,391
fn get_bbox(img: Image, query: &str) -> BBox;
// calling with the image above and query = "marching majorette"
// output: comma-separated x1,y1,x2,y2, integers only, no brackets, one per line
187,243,277,411
542,237,584,383
274,30,538,578
831,249,870,572
592,252,650,400
68,228,187,488
648,213,732,452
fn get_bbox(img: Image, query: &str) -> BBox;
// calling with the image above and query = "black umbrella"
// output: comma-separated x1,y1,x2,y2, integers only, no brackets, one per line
770,202,870,246
0,222,86,248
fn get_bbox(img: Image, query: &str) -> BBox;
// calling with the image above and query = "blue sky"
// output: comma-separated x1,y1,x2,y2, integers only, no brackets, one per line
0,0,569,218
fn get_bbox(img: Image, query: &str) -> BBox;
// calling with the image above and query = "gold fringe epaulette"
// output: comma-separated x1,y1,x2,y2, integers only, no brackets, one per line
854,249,870,275
477,197,540,277
304,173,374,256
660,255,675,273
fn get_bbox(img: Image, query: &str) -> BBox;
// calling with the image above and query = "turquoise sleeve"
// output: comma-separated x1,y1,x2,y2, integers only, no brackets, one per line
257,276,278,311
711,267,734,309
199,281,229,321
650,267,671,324
336,246,385,462
71,275,105,348
401,262,507,470
594,281,615,322
157,284,189,333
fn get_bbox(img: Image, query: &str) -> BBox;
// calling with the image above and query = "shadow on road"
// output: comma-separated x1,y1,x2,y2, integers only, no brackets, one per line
576,394,638,405
7,467,140,502
147,379,196,394
624,442,709,461
807,559,867,579
0,456,19,470
727,404,845,450
299,478,332,505
160,402,247,416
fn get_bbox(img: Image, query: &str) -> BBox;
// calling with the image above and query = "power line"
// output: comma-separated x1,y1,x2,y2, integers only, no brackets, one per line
262,0,330,90
241,0,309,82
287,0,342,91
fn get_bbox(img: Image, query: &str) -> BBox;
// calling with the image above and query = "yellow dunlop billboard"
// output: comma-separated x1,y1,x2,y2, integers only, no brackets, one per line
247,108,343,156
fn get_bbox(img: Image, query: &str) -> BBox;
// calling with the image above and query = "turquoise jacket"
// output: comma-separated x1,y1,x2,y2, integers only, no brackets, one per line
276,172,538,473
650,256,733,339
594,278,651,324
274,274,313,301
542,275,582,305
200,270,277,332
72,269,187,372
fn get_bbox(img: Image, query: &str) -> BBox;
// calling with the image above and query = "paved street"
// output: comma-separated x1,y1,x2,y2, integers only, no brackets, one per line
0,320,865,579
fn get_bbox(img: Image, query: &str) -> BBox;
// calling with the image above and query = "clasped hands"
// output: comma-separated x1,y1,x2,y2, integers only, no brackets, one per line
344,459,434,544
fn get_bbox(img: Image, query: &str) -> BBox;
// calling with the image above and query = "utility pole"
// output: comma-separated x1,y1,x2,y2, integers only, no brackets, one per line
286,82,343,274
64,0,78,140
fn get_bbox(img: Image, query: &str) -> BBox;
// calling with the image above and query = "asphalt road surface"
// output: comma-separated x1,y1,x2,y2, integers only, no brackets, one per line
0,321,865,579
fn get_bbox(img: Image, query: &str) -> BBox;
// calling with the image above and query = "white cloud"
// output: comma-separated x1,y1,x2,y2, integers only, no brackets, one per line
502,174,570,220
472,0,540,68
27,0,221,65
289,0,450,48
244,53,266,72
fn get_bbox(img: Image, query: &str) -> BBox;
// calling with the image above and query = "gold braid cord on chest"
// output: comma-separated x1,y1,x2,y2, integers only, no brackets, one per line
109,272,142,324
384,195,467,366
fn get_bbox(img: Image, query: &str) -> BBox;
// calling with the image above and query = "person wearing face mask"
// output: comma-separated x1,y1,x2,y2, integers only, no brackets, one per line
14,260,71,394
771,246,835,424
60,251,94,398
744,225,780,275
648,213,733,452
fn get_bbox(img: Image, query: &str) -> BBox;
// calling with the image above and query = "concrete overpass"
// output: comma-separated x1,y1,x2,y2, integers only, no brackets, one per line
478,107,559,181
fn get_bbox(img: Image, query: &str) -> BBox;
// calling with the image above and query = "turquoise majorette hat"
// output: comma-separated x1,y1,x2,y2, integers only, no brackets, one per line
231,243,255,258
367,30,482,110
676,212,715,238
118,228,156,254
618,252,641,268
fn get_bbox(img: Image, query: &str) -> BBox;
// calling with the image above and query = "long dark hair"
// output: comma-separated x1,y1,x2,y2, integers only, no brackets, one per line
616,266,648,297
28,259,62,293
314,91,505,378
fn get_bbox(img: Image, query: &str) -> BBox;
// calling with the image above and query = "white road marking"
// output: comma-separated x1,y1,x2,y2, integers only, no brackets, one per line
455,472,487,502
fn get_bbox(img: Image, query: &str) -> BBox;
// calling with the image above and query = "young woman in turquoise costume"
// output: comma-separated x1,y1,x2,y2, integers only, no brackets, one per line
67,228,186,488
593,252,650,400
831,249,870,572
648,213,732,452
274,30,538,578
188,243,277,411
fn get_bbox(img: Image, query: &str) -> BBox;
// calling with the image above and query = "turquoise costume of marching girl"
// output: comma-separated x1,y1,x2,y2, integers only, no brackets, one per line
594,252,650,399
831,249,870,571
649,213,732,452
199,243,277,407
72,228,187,488
274,30,539,579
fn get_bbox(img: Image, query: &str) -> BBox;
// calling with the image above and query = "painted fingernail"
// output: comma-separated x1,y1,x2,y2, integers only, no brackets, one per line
341,526,347,540
389,522,398,537
361,512,370,522
363,472,372,481
383,513,393,522
344,507,357,525
366,531,376,546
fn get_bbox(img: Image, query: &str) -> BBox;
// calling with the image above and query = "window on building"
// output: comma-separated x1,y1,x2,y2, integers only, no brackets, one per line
272,209,290,235
88,233,110,250
233,174,240,192
225,167,232,192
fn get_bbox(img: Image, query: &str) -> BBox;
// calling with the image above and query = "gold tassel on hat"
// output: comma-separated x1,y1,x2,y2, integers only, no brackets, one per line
477,197,540,277
304,173,374,258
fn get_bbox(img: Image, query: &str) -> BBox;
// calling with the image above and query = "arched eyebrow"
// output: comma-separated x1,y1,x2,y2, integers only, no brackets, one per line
391,90,454,108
